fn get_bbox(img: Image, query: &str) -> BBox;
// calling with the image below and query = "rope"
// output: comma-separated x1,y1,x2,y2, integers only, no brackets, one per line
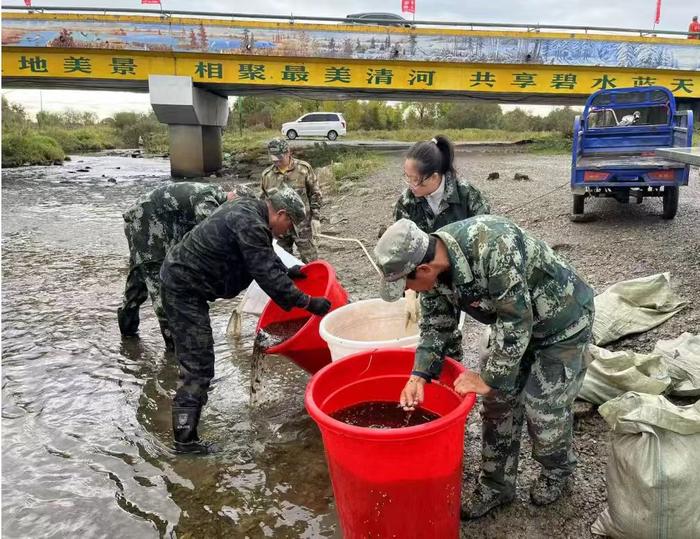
317,233,382,277
316,181,569,278
503,182,569,215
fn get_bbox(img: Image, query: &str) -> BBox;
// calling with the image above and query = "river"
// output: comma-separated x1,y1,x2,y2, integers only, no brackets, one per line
1,155,338,538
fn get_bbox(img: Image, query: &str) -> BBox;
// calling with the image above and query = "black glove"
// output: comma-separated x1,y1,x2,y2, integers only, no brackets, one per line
306,296,331,316
287,265,307,280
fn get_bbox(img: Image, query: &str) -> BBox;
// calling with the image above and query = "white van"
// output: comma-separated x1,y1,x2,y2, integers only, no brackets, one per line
281,112,347,141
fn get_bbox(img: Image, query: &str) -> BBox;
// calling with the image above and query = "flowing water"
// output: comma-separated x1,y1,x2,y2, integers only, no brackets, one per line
250,319,310,407
1,155,338,538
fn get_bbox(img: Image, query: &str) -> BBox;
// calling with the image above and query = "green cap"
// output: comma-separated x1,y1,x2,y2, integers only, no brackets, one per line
268,137,290,161
266,185,306,234
374,219,430,302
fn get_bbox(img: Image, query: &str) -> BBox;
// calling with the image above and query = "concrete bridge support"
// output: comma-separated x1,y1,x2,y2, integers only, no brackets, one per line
149,75,229,178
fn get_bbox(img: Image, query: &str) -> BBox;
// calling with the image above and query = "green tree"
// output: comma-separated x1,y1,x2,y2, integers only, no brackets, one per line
2,97,28,129
501,108,535,132
541,106,578,136
440,102,503,129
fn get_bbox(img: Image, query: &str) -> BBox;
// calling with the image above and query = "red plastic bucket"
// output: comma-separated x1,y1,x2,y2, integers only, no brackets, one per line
305,348,476,539
256,260,349,374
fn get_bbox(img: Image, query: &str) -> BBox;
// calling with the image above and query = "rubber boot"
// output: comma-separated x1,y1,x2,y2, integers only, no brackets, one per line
159,321,175,352
530,474,572,506
461,486,515,520
117,306,140,337
172,406,216,454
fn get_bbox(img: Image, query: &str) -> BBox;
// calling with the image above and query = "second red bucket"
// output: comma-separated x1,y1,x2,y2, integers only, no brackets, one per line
306,348,476,538
256,260,349,374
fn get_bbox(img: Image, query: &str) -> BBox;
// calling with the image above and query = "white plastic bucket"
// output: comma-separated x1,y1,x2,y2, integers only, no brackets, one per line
319,298,420,361
240,240,302,315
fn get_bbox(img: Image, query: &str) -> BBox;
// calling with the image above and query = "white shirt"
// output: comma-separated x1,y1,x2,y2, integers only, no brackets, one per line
425,175,446,215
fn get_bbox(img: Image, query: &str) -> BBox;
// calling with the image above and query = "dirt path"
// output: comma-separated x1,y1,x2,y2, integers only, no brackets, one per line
314,148,700,537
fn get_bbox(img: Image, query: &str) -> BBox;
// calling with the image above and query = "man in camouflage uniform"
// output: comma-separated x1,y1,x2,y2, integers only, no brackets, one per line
118,182,237,348
261,138,321,262
374,216,594,518
160,186,332,454
394,170,490,233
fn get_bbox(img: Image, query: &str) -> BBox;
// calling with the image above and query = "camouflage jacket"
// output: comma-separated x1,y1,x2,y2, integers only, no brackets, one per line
394,172,490,233
416,215,594,391
160,198,308,309
261,158,321,220
123,182,228,266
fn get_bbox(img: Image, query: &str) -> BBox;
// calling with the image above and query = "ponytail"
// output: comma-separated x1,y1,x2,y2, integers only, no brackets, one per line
405,134,456,178
433,134,455,176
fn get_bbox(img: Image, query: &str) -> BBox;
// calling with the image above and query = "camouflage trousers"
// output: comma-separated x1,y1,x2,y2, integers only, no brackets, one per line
161,286,215,409
478,309,594,497
117,261,173,347
277,219,318,263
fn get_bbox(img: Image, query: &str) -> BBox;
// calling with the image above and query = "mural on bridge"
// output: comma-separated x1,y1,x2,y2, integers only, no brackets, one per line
3,16,700,72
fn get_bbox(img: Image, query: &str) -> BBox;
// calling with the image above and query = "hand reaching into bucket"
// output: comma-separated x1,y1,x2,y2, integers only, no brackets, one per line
287,265,307,280
453,370,493,396
400,375,427,411
305,296,332,316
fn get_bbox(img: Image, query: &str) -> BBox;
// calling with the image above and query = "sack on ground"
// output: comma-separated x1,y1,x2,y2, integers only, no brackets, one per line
653,332,700,397
578,345,671,405
592,273,686,346
591,392,700,538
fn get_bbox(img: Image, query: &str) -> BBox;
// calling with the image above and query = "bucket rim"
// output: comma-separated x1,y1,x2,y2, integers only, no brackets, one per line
257,259,335,354
305,348,476,440
319,297,419,350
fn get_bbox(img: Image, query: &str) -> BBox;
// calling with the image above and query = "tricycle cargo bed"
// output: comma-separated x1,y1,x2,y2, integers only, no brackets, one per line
576,155,687,170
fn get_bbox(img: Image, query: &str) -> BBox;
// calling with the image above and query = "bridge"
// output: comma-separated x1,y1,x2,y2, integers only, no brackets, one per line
3,7,699,176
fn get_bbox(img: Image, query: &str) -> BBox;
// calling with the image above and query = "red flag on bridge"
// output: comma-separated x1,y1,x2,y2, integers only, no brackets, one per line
654,0,662,25
141,0,162,4
401,0,415,14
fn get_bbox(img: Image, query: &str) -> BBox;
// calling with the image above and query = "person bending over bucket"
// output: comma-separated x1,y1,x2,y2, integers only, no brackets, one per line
374,216,594,519
160,186,331,454
118,182,239,349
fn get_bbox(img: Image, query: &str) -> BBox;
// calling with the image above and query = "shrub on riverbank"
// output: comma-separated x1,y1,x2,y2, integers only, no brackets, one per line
37,126,120,153
1,98,171,167
2,132,65,167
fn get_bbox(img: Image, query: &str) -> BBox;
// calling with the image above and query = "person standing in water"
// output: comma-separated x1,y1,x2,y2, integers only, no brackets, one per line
118,182,235,349
160,186,331,454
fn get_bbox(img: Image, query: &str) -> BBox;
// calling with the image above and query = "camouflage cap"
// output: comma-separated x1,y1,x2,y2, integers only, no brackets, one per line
268,137,290,161
374,219,430,302
266,185,306,234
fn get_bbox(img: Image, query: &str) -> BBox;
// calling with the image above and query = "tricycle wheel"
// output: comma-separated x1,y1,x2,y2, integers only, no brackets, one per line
662,187,679,220
573,194,585,215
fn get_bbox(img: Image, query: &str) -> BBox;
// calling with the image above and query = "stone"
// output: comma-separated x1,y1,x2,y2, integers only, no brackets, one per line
487,172,500,180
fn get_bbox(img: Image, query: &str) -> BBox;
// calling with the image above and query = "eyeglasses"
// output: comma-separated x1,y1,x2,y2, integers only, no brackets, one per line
402,172,427,186
402,171,436,187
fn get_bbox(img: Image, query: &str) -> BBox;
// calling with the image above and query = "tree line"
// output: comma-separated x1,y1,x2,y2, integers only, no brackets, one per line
231,97,578,136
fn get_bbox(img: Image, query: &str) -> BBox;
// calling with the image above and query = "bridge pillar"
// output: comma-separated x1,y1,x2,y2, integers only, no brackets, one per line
149,75,229,178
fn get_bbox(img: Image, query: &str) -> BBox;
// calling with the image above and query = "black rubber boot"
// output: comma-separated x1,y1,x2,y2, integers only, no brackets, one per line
530,474,572,506
172,406,216,454
159,322,175,352
117,306,140,337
